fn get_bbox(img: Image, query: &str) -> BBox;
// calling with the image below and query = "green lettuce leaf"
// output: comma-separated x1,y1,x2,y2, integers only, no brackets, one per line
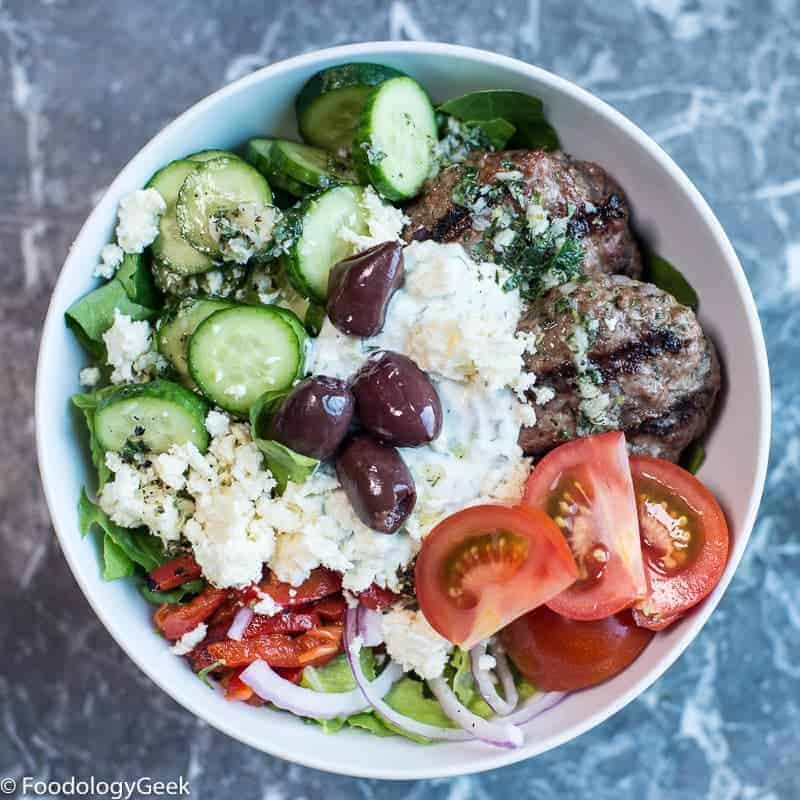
65,278,157,358
643,251,699,311
116,252,161,309
72,390,116,489
438,90,559,151
447,648,493,718
139,578,205,605
78,488,166,578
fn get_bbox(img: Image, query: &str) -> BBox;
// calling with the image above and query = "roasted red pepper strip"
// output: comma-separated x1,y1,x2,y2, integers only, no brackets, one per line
259,568,342,607
148,554,203,592
185,622,230,673
244,611,321,637
154,586,229,640
275,667,303,685
223,668,254,702
356,583,400,610
312,595,347,622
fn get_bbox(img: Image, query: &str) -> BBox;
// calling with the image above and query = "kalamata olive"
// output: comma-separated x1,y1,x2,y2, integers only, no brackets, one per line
352,351,442,447
269,376,355,459
326,241,404,337
336,435,416,533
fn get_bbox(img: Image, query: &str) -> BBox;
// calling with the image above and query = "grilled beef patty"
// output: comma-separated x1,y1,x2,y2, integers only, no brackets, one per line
518,275,720,462
404,149,643,280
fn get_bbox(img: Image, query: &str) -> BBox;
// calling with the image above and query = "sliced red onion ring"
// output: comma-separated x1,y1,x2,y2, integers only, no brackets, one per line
489,640,518,712
503,690,568,726
427,677,523,749
344,608,474,743
240,658,403,720
357,606,384,647
469,640,517,716
227,607,254,641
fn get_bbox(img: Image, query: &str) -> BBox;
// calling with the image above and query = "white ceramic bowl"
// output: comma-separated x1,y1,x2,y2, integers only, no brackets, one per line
36,42,770,779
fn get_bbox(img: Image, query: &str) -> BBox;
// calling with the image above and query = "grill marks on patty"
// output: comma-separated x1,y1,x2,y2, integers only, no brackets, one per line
403,149,643,280
518,275,720,463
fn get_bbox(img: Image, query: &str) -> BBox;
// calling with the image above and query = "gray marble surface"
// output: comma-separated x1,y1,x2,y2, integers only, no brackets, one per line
1,0,798,797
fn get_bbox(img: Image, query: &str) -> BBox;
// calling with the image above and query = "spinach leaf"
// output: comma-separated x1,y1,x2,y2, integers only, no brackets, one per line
139,578,205,605
644,252,699,311
438,90,560,151
102,534,137,581
253,439,319,493
65,278,157,358
680,440,706,474
464,118,516,151
304,302,327,337
72,391,115,488
78,488,165,575
116,252,161,309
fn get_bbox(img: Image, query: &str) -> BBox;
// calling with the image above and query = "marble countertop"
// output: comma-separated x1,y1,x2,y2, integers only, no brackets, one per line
2,0,797,797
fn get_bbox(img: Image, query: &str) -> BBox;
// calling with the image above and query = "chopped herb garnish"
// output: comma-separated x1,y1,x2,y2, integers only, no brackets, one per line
501,231,585,301
197,659,225,688
451,167,480,207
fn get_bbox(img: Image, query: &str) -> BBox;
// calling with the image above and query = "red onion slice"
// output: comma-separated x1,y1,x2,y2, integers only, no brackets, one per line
427,677,523,749
240,658,403,720
357,606,384,647
503,690,568,726
469,640,517,716
227,607,254,641
344,608,475,743
489,639,518,712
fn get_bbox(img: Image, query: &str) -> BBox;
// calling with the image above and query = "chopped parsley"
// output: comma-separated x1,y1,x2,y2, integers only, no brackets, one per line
451,167,480,207
501,230,584,301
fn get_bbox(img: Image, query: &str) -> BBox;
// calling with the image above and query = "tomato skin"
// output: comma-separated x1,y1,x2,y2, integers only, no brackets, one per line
501,606,654,691
259,568,343,607
630,456,729,629
148,554,203,591
154,586,229,640
523,432,647,621
356,583,400,610
415,504,578,649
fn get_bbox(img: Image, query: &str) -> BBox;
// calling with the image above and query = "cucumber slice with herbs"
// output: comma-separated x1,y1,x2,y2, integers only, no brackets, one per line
156,297,236,385
187,149,241,163
245,138,314,199
176,156,273,259
94,379,209,454
353,76,437,201
269,140,355,189
188,305,305,414
296,62,405,153
146,159,217,276
284,185,367,302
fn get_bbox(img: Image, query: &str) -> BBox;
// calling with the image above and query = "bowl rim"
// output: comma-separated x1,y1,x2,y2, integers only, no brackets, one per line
35,40,771,780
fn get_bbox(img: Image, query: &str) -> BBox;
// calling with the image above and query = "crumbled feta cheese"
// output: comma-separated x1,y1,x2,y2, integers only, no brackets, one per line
79,366,101,388
94,243,124,279
338,186,408,253
209,203,278,264
525,200,549,237
115,188,166,253
478,653,497,671
205,410,231,438
516,403,537,427
605,316,619,332
102,310,153,384
492,227,516,251
171,622,208,655
534,386,556,405
252,591,282,617
381,608,452,679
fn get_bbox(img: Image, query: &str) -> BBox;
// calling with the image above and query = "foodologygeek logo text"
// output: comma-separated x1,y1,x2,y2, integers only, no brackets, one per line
0,776,190,798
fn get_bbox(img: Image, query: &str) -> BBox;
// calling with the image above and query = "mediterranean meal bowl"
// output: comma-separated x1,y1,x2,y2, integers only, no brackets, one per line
36,42,770,779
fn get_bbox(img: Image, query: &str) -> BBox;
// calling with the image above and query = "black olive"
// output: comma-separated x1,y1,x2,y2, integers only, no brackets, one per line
269,376,355,459
351,351,442,447
326,241,404,337
336,435,416,534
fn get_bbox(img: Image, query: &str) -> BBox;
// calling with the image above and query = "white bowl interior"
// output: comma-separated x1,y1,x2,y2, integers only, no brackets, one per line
36,42,770,779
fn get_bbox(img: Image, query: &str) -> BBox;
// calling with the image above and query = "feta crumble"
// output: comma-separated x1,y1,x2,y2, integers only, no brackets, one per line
337,186,408,253
381,608,452,679
171,622,208,655
209,203,278,264
534,386,556,405
94,243,124,279
205,410,231,438
102,310,154,384
252,592,282,617
79,366,101,388
115,188,166,253
478,653,497,671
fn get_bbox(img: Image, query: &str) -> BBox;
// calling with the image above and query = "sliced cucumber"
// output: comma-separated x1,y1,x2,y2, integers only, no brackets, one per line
146,159,217,276
156,297,235,386
115,252,160,309
188,149,241,163
94,379,209,454
284,185,367,302
270,140,355,189
188,305,305,414
245,138,313,199
296,63,405,153
270,306,310,364
176,156,273,259
354,76,437,201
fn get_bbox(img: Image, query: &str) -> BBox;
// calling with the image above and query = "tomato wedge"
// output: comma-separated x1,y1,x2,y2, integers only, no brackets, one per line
501,606,654,691
148,554,202,592
258,568,342,607
415,505,577,649
629,456,729,630
523,432,647,621
154,586,229,640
